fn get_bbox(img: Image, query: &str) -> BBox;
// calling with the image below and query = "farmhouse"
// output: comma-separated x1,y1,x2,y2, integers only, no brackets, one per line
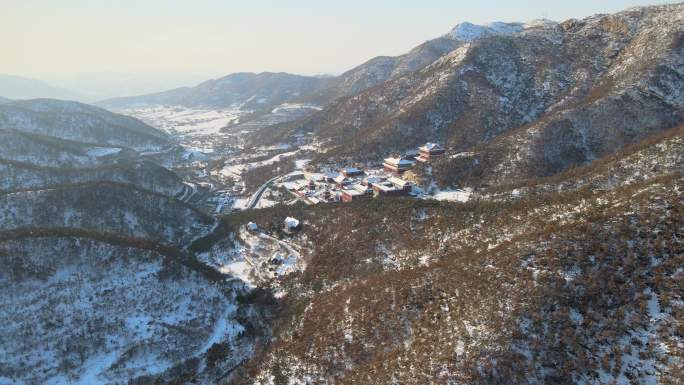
417,142,445,162
383,157,415,174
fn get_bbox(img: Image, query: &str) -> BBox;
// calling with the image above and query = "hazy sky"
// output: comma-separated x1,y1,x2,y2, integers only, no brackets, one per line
0,0,673,95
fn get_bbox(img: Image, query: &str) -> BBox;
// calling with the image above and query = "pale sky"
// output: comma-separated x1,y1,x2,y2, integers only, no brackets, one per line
0,0,673,97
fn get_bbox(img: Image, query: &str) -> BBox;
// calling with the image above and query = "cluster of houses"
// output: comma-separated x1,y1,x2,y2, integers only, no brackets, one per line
285,168,414,204
283,142,446,205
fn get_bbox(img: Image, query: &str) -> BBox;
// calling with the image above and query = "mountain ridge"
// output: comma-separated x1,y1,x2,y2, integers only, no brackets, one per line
98,19,555,113
251,2,683,189
0,98,172,151
0,74,89,101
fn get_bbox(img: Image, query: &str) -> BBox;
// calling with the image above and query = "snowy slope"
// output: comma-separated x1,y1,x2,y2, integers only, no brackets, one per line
0,182,214,246
0,236,248,385
0,128,137,168
0,99,171,151
0,160,187,197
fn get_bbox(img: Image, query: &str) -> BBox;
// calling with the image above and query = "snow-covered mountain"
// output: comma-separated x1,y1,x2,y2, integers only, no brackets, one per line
241,170,683,385
100,72,331,112
99,19,553,119
256,3,683,189
0,128,135,168
0,95,270,384
447,21,522,41
0,182,215,246
0,97,191,200
445,19,557,41
0,159,188,196
0,99,171,151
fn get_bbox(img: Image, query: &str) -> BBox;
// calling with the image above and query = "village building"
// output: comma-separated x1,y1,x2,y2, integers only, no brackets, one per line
404,149,420,160
340,184,373,202
362,176,386,188
340,189,373,203
352,183,374,195
387,176,413,193
373,177,413,197
325,171,340,183
289,179,310,192
284,217,301,233
304,172,326,182
292,187,307,198
340,189,363,202
334,174,353,187
305,196,321,205
373,182,405,196
383,157,415,174
340,167,364,177
417,142,445,162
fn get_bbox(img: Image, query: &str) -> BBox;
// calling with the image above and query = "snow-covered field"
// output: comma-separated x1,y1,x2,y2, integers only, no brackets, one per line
117,105,244,137
431,187,473,202
116,104,321,154
217,150,300,180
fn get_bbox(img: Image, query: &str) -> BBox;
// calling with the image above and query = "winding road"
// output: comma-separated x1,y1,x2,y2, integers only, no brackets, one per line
246,175,281,209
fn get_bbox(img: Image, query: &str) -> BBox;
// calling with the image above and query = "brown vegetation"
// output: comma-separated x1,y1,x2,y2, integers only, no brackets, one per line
229,172,684,384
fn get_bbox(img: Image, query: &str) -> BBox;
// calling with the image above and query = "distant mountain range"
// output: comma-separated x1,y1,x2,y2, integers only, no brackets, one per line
0,74,88,101
97,21,541,112
100,72,331,113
